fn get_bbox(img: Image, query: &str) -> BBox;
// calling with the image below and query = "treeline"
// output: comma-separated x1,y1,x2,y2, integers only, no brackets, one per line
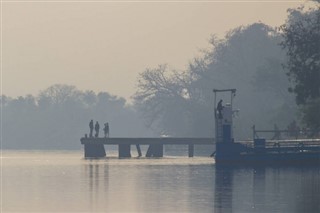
1,84,154,149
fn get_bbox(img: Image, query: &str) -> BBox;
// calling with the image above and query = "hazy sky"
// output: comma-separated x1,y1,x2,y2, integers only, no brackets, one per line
2,1,305,101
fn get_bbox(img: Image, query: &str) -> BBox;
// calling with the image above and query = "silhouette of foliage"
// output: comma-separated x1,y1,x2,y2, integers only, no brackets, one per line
280,6,320,105
280,5,320,129
135,23,295,138
134,64,194,136
1,85,153,149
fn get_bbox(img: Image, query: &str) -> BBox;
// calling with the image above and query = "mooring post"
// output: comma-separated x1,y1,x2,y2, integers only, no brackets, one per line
188,144,194,157
118,144,131,158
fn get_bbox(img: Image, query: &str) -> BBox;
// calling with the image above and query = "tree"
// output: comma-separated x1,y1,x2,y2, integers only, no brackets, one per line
38,84,81,107
280,5,320,129
280,6,320,104
134,64,194,136
191,23,295,138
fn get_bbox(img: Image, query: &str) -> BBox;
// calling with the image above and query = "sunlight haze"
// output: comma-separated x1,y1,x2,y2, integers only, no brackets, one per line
3,1,303,101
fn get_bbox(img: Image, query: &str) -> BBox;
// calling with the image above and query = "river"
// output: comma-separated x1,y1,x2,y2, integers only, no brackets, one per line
1,150,320,212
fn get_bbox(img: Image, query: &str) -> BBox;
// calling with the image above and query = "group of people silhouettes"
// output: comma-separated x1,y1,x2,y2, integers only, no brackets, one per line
89,120,109,138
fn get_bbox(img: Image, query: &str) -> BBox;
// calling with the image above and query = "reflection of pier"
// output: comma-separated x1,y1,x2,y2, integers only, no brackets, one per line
214,166,267,212
80,137,214,158
214,166,233,213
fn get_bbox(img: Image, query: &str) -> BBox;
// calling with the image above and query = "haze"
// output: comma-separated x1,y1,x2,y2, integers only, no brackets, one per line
2,1,302,101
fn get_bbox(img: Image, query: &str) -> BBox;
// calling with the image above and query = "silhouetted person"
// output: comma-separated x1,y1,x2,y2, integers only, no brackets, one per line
217,99,223,119
95,121,100,138
103,122,109,138
89,119,94,138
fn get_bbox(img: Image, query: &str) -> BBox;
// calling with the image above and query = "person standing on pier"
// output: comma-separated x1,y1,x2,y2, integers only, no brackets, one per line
103,122,109,138
89,119,94,138
95,121,100,138
217,99,224,119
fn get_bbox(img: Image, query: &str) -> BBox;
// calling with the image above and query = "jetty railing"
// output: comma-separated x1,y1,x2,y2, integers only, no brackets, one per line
252,125,320,140
237,138,320,154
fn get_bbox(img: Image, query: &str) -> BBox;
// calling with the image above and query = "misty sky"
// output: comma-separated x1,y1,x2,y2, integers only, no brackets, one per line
2,1,304,101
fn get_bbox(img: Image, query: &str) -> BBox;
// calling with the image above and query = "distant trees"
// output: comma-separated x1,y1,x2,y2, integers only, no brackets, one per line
1,84,153,149
38,84,81,106
280,5,320,129
134,65,195,136
134,23,295,138
134,49,208,137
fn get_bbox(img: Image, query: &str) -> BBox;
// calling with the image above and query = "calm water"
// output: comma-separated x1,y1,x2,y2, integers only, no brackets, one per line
1,150,320,212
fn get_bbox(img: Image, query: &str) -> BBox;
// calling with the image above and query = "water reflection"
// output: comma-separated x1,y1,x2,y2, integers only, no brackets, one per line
252,167,266,211
82,160,320,213
84,163,108,210
214,165,320,213
3,151,319,212
83,162,110,212
82,159,215,212
294,166,320,212
214,166,233,213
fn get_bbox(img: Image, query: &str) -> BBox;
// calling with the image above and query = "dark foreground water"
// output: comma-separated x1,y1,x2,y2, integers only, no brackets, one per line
2,150,320,212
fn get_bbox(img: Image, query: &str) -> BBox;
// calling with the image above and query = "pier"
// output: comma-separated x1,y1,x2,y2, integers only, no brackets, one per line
80,137,214,158
80,136,320,161
80,87,320,162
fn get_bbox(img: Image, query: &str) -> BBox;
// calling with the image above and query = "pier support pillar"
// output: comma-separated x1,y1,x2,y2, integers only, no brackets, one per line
188,144,194,157
146,144,163,157
119,144,131,158
136,144,142,157
84,144,106,158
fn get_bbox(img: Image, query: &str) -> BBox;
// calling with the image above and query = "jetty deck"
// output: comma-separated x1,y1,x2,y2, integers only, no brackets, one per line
81,137,214,158
81,137,214,145
80,136,320,160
